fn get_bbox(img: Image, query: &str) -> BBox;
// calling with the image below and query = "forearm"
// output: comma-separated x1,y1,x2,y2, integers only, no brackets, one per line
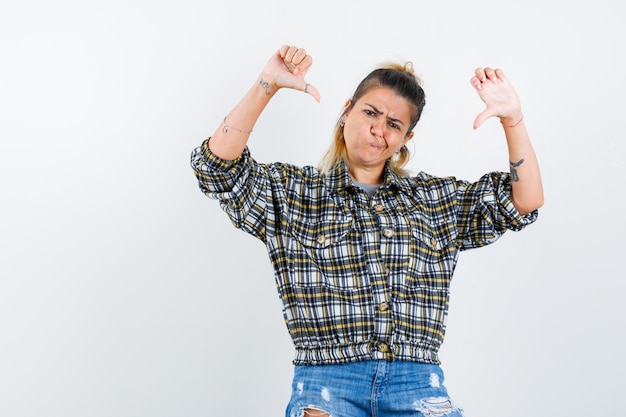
208,76,278,161
502,114,544,215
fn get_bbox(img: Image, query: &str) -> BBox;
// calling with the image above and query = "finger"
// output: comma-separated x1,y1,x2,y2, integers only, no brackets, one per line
278,45,304,75
494,68,506,82
278,44,290,58
295,54,313,76
279,45,299,64
484,67,499,84
302,82,321,103
473,107,497,130
474,67,486,83
292,47,307,65
284,46,310,75
470,75,483,90
282,45,301,65
473,110,488,130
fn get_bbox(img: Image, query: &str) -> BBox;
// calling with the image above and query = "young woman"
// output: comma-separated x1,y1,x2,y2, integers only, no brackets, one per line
191,44,543,417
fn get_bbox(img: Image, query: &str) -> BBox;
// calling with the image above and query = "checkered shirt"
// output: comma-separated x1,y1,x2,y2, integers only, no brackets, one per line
191,139,538,365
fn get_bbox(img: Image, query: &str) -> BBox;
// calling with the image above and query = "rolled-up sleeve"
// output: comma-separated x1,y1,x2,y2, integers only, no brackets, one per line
190,138,270,241
455,171,538,250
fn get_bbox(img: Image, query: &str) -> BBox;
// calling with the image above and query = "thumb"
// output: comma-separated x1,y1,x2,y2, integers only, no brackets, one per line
303,82,321,103
473,108,494,130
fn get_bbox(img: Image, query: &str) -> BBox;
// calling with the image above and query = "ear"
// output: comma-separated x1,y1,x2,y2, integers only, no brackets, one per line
405,131,414,142
342,100,352,119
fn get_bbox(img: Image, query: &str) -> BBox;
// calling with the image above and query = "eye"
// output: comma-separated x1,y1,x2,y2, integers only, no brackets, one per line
364,109,376,117
388,121,401,130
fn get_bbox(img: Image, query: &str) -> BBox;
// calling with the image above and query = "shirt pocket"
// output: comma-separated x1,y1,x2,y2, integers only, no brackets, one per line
405,218,459,291
287,215,368,290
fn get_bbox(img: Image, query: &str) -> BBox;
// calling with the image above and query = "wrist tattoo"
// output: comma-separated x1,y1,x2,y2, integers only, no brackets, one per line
259,79,271,96
509,158,525,182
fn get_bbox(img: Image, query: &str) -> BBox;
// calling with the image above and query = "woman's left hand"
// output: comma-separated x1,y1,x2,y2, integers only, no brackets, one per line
470,67,523,129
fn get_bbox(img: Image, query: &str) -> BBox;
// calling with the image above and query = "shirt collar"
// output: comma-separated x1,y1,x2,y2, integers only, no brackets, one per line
323,159,415,195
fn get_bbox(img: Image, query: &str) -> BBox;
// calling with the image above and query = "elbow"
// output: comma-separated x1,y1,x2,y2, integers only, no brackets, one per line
513,194,544,215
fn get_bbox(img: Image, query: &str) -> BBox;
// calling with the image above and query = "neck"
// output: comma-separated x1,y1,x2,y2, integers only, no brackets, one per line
349,165,384,185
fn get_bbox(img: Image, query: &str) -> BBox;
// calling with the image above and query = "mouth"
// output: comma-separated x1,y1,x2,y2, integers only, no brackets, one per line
370,132,386,149
370,141,385,150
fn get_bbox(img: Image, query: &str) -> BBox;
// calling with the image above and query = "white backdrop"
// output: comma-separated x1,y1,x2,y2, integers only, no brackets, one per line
1,1,624,416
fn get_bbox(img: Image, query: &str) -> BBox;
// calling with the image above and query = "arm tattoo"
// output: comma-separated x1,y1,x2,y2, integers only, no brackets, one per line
259,79,271,96
509,158,525,182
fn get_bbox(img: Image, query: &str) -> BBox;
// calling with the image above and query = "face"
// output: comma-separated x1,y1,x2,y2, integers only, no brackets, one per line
342,87,414,177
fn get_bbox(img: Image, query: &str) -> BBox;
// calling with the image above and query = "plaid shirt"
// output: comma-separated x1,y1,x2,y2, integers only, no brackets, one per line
191,139,538,365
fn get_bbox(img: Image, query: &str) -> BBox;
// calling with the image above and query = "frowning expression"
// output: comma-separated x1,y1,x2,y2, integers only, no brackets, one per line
343,87,414,174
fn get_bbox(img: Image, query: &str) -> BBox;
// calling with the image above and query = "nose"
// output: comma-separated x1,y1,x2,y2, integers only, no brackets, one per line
370,119,385,138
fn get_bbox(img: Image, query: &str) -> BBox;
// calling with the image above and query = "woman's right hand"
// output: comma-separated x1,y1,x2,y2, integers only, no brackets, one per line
262,45,320,102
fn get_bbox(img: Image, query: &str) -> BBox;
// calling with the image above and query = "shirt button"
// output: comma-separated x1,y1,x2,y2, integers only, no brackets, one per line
373,204,384,213
379,302,390,312
430,237,438,248
377,342,389,353
382,228,394,238
316,234,327,245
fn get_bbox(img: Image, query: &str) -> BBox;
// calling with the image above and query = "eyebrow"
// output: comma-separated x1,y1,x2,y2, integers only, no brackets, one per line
365,103,406,126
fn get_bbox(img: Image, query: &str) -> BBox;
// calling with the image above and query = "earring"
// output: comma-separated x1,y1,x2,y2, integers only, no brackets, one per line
395,145,407,155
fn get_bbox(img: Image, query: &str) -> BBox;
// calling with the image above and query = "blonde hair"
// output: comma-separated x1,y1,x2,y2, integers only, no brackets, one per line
318,62,425,177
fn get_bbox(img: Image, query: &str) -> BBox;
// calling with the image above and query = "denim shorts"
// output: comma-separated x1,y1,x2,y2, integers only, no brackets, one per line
285,360,464,417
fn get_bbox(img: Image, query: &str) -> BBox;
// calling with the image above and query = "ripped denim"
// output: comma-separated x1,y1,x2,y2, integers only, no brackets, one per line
285,360,464,417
